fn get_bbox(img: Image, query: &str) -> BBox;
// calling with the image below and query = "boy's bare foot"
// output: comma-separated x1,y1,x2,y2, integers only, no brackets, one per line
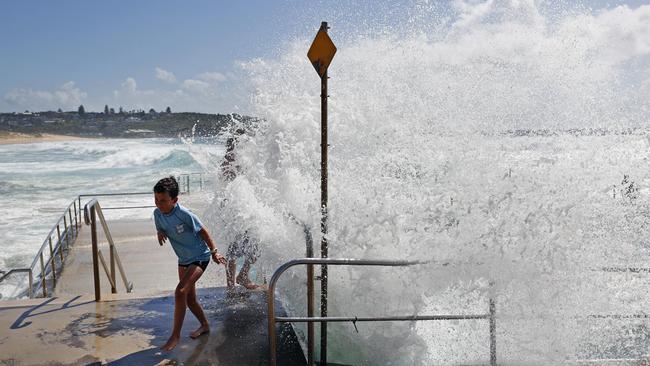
226,285,237,296
236,276,261,290
190,324,210,339
161,335,180,351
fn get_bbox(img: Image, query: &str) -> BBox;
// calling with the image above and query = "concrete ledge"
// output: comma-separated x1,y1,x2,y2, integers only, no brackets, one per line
0,287,305,366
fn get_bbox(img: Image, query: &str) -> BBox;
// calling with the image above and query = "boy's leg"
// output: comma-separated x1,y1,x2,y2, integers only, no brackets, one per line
226,259,237,290
187,282,210,338
236,258,260,290
161,265,206,351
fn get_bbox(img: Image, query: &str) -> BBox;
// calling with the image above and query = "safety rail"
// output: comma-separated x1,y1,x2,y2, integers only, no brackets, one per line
78,192,154,212
0,199,81,298
0,173,207,300
84,199,133,301
75,173,209,214
176,173,207,194
268,258,497,366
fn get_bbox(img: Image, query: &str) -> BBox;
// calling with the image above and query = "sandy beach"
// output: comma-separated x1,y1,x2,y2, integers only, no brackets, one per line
0,132,90,145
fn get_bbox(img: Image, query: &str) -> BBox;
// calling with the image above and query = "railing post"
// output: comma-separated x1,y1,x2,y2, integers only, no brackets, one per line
268,277,277,366
305,226,315,366
110,241,117,294
90,205,101,301
68,208,74,238
48,236,56,284
187,174,190,194
56,224,63,262
489,297,497,366
39,252,47,297
28,270,33,299
73,201,78,229
63,215,68,244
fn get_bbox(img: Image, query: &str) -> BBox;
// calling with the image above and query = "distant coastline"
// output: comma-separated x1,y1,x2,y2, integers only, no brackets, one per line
0,131,92,145
0,110,255,139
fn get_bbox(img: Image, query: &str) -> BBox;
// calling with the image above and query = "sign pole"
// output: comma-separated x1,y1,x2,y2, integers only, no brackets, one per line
307,20,336,366
319,21,329,366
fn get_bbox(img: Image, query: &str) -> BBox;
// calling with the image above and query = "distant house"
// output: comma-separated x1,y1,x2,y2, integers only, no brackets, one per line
126,116,141,122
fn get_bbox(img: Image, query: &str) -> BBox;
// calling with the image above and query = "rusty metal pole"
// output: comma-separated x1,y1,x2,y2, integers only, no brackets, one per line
90,206,101,301
305,225,315,366
319,21,329,366
110,240,117,294
56,224,63,262
73,201,78,229
48,236,56,284
268,281,277,366
68,208,73,239
490,297,497,366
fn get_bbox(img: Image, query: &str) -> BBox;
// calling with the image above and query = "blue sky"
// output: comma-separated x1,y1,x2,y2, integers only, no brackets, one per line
1,0,647,114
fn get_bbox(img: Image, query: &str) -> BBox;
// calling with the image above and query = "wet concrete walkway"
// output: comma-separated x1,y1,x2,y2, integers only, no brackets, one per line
1,193,305,365
0,288,305,366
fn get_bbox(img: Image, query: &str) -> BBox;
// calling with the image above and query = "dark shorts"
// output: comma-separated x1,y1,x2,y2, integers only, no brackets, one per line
179,260,209,271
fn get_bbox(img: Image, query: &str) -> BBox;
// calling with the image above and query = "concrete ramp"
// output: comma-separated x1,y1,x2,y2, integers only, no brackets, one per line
0,288,305,366
54,218,230,297
57,196,228,297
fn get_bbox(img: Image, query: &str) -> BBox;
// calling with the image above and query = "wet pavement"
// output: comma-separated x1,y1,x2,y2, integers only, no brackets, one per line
0,288,305,366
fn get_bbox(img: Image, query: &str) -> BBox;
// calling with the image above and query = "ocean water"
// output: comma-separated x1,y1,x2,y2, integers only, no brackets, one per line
207,1,650,365
0,137,224,298
2,1,650,364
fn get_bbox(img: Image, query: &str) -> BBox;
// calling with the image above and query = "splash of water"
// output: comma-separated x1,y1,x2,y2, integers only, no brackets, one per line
206,1,650,364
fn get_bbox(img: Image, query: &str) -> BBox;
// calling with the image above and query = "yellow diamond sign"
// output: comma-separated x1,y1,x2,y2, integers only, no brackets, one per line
307,26,337,78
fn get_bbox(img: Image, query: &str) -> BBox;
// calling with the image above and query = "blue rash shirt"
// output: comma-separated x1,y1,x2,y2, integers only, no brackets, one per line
154,203,210,265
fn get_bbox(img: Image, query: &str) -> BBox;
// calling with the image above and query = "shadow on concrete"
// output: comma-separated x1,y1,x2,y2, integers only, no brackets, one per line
104,287,306,365
11,295,94,329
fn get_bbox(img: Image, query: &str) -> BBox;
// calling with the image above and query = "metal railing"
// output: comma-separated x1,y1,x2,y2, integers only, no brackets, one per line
84,199,133,301
177,172,208,195
0,199,81,298
267,258,497,366
78,192,154,212
0,172,208,300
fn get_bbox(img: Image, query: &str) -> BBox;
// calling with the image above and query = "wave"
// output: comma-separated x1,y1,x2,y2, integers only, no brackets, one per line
208,2,650,364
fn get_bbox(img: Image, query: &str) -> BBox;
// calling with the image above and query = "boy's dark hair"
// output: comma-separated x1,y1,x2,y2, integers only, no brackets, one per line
154,176,179,198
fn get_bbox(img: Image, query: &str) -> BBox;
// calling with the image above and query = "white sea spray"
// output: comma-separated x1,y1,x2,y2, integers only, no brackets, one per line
207,1,650,364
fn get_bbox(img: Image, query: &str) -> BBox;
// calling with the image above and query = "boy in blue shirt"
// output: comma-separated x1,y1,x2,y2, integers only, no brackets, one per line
153,176,226,351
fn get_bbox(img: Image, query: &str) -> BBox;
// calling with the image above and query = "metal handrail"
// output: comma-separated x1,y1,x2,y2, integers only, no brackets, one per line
0,174,207,300
267,258,497,366
0,269,33,298
84,198,133,301
0,198,80,298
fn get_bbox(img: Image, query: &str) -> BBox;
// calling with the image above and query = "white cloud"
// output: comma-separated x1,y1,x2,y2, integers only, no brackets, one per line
121,77,138,93
155,67,177,83
585,5,650,64
4,81,87,111
197,71,227,82
181,79,211,93
112,76,244,113
113,77,175,110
